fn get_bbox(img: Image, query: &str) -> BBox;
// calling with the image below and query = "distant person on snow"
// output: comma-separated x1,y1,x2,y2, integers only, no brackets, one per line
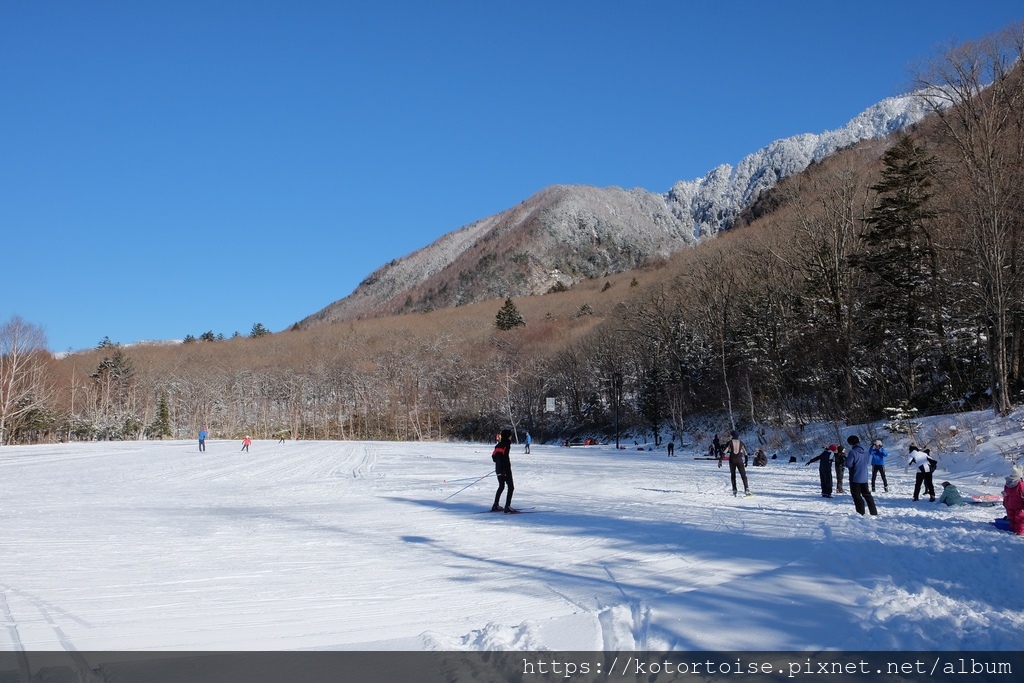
806,445,836,498
869,439,889,493
241,436,251,453
491,429,517,513
198,427,208,452
753,448,768,466
1002,466,1024,534
667,441,675,457
845,435,878,516
524,431,532,454
723,430,751,497
834,445,847,494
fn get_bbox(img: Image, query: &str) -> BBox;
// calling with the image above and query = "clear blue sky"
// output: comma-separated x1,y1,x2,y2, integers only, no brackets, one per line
3,1,1021,353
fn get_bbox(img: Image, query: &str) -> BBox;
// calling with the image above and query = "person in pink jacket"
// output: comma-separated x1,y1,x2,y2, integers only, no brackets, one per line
1003,465,1024,535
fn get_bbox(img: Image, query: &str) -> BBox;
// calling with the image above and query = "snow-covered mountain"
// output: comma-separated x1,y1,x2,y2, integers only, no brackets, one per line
300,93,934,327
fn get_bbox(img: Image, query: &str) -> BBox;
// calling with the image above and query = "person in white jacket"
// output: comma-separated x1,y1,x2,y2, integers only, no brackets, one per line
908,445,937,502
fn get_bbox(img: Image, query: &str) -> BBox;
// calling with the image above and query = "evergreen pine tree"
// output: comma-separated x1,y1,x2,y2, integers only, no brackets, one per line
855,135,940,403
250,323,270,338
146,394,173,439
495,298,525,330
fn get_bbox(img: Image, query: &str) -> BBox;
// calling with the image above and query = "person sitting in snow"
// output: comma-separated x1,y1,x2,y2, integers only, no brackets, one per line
1002,466,1024,535
936,481,964,506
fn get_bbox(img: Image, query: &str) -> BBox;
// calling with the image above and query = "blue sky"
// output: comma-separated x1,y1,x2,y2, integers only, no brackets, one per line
3,1,1022,353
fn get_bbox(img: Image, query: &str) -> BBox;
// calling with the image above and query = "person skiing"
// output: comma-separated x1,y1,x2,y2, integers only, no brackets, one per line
524,431,532,454
908,445,938,502
869,438,889,492
723,430,751,496
806,445,836,497
845,435,878,516
241,435,251,453
198,427,208,452
1002,466,1024,535
834,445,847,494
491,429,516,513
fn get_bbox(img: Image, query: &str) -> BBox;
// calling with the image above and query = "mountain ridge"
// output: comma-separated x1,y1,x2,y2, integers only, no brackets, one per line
300,93,934,328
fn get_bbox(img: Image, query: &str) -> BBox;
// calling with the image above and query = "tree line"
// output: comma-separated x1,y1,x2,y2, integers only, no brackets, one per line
2,27,1022,447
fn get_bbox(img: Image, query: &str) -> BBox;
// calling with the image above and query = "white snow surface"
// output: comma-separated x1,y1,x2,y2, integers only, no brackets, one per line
1,409,1022,653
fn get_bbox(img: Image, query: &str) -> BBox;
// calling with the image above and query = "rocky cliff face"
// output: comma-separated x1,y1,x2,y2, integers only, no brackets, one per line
300,93,933,327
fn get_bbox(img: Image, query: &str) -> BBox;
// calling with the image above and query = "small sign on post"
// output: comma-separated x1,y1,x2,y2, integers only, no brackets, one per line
545,397,556,413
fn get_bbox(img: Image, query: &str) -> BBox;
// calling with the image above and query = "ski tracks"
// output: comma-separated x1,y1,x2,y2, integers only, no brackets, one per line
596,565,652,651
0,583,102,682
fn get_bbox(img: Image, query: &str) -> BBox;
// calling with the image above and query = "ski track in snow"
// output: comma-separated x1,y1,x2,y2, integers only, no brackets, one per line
1,414,1023,652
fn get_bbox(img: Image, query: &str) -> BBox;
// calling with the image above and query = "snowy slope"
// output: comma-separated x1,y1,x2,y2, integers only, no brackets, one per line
0,408,1020,656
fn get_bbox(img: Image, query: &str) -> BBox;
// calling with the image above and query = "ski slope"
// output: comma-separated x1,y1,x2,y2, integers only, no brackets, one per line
1,410,1023,653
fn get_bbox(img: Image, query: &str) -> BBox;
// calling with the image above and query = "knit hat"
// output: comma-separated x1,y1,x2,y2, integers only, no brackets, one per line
828,444,838,452
846,435,859,446
1007,465,1023,487
730,430,739,438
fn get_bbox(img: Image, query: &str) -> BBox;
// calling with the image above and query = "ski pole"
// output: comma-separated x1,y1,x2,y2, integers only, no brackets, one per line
442,471,493,502
443,474,493,483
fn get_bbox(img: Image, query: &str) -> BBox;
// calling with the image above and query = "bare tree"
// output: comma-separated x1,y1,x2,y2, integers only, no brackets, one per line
915,23,1024,413
0,316,52,446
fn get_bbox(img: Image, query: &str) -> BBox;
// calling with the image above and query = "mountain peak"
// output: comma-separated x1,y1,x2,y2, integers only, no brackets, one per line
300,93,931,328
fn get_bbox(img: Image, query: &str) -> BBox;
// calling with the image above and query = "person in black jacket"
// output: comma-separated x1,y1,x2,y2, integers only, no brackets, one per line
806,445,836,497
834,445,847,494
491,429,516,512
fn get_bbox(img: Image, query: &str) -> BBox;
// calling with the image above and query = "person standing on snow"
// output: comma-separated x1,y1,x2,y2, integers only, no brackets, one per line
524,431,532,454
806,445,836,498
198,427,208,452
241,435,251,453
834,445,847,494
491,429,517,513
869,439,889,492
845,435,878,516
908,445,938,502
723,430,751,496
1002,466,1024,534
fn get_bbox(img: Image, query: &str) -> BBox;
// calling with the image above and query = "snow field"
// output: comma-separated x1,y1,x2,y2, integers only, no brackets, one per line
0,421,1022,653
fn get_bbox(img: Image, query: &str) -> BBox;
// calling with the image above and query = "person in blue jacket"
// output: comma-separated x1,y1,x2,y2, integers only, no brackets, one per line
846,435,878,516
524,431,532,454
198,427,208,452
869,438,889,492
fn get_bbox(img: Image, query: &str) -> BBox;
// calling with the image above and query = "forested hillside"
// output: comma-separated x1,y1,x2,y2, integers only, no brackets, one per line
2,26,1023,447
